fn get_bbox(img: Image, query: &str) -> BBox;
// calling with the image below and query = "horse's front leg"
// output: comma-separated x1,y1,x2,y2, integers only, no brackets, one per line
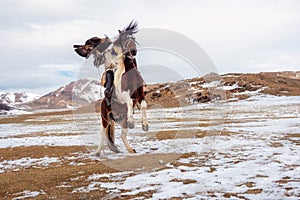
95,125,105,157
127,99,134,129
121,128,136,153
141,100,149,131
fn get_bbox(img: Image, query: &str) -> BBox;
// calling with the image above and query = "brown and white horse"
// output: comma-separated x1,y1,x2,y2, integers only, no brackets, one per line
95,22,148,156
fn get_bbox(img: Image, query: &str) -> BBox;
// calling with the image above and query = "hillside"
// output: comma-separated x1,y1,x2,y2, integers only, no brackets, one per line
144,71,300,108
1,71,300,113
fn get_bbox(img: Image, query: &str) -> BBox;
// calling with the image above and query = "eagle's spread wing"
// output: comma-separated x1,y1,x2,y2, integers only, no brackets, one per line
73,37,111,58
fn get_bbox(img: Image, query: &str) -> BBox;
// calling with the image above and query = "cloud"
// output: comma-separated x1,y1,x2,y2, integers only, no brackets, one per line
239,50,300,72
0,0,300,94
0,66,75,89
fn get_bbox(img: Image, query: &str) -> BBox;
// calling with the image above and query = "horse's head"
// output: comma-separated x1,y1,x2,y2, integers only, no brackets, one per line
115,21,139,58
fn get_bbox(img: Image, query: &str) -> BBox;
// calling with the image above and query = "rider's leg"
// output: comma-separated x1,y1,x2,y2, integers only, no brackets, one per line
104,70,114,106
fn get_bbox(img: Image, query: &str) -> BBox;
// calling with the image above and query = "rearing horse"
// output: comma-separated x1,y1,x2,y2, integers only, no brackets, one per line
95,22,149,155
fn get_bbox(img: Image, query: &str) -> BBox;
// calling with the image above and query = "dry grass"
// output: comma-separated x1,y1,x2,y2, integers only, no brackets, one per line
170,178,197,184
0,158,117,199
0,145,183,199
0,110,72,124
102,153,181,172
0,146,87,161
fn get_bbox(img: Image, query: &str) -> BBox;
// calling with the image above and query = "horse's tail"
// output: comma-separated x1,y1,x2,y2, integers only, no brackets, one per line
105,121,121,153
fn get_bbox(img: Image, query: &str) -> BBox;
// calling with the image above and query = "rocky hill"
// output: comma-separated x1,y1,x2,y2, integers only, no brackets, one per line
262,71,300,79
144,71,300,108
222,72,300,97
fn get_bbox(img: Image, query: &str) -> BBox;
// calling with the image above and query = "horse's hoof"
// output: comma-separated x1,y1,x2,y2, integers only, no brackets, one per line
95,152,101,157
142,124,149,131
128,122,134,129
131,149,137,153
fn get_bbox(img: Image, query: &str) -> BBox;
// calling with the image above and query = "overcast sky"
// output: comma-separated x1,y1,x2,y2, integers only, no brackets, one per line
0,0,300,94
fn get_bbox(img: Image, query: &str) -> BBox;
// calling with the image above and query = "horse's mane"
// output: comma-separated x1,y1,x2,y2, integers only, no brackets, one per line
123,20,138,34
114,21,138,46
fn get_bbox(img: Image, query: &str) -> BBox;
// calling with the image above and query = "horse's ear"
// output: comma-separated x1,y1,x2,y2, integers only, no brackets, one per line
118,30,122,33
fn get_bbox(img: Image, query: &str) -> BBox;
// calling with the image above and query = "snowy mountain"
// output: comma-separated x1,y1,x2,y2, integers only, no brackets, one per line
28,78,103,109
0,92,41,105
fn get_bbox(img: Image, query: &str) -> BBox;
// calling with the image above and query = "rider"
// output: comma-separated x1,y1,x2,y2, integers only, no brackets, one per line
74,28,137,107
98,34,137,108
101,45,122,107
74,36,115,106
101,42,137,107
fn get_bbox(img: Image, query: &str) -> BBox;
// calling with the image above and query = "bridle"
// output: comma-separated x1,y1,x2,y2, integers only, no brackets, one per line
93,33,139,67
118,33,139,59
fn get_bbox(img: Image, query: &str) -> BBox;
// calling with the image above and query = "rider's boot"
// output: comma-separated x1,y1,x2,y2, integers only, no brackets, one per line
104,70,114,107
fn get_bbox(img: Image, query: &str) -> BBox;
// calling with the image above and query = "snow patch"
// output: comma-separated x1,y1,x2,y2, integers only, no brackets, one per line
0,157,60,173
201,81,221,88
216,83,239,90
12,190,45,200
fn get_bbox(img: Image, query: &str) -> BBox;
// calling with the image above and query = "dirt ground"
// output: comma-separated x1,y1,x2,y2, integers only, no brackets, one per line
0,145,188,199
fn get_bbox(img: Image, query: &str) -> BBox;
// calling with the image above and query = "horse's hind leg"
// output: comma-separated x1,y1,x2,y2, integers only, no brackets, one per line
127,99,134,129
96,125,105,157
141,100,149,131
121,128,136,153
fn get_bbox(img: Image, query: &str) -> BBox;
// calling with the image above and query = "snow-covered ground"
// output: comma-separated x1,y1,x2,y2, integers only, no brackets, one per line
71,95,300,199
0,94,299,199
